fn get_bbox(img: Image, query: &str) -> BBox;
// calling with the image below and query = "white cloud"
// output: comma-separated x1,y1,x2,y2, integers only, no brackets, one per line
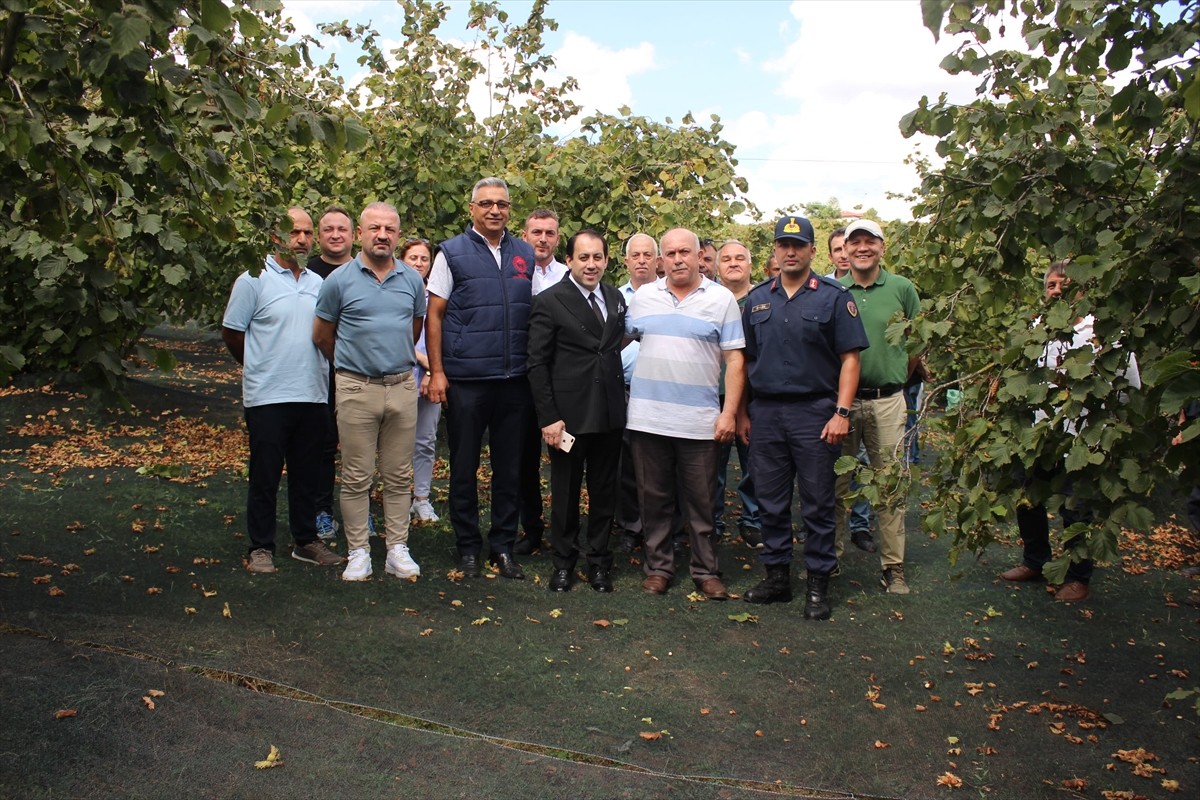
726,0,994,220
547,32,657,115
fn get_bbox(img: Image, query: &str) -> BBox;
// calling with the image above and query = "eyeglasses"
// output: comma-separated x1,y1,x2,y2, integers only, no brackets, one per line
405,237,430,246
472,200,512,210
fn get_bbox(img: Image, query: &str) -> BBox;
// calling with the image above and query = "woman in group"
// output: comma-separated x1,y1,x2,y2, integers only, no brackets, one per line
400,237,441,523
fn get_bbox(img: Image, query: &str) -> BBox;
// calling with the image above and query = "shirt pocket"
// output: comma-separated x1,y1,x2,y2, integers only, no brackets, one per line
799,305,831,343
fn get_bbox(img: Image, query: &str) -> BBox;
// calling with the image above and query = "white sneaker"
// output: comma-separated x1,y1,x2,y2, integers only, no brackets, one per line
385,542,421,579
411,499,439,523
341,547,372,581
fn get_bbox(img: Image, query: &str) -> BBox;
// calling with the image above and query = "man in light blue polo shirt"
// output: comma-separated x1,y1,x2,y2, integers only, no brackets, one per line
314,202,427,582
222,207,345,574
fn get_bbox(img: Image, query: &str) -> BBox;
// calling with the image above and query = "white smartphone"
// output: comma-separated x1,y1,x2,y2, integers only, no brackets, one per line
559,431,576,452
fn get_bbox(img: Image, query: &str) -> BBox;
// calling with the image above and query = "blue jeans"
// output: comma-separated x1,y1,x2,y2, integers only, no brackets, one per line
849,442,874,534
903,382,921,464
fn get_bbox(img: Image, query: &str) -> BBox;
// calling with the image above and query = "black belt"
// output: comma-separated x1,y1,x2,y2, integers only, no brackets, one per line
336,368,412,386
856,384,902,400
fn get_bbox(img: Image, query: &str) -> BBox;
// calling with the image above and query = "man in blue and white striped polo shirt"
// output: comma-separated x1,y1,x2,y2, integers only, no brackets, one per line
625,228,745,600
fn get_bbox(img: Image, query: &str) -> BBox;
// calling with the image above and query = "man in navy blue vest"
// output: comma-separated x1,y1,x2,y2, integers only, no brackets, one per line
425,177,537,580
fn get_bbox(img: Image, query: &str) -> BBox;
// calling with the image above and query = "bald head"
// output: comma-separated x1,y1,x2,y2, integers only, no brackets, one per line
274,207,313,267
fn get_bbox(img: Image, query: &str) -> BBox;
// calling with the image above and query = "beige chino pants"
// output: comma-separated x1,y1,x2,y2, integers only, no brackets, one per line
834,392,907,569
335,372,418,551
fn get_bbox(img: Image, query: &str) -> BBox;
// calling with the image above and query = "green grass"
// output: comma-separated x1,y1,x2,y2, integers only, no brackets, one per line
1,328,1197,799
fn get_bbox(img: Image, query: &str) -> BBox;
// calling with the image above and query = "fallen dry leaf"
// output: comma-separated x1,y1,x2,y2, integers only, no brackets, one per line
142,696,155,710
184,606,196,615
54,709,77,720
699,708,711,716
222,602,231,619
48,586,65,597
147,689,165,698
593,619,611,628
1162,779,1180,792
549,608,563,618
638,732,662,741
32,574,50,584
936,772,963,788
874,740,891,749
1062,778,1088,791
255,744,283,769
146,587,162,595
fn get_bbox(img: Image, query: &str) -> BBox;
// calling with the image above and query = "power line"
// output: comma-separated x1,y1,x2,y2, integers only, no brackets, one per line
736,157,906,165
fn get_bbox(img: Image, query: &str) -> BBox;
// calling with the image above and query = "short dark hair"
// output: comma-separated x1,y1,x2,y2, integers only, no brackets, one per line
699,237,717,250
565,229,608,259
524,208,559,227
319,205,354,226
828,227,847,254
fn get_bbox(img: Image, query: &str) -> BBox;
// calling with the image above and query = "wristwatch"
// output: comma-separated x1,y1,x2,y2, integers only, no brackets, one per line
835,406,851,418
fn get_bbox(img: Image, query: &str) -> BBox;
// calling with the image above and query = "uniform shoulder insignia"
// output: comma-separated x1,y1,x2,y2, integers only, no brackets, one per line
847,300,859,318
808,277,818,290
751,302,771,313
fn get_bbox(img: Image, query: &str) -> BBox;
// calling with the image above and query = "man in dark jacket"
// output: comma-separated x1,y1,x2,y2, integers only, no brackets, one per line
527,230,627,592
425,177,536,580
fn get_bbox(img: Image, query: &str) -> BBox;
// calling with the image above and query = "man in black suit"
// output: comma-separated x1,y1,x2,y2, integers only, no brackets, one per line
527,230,628,592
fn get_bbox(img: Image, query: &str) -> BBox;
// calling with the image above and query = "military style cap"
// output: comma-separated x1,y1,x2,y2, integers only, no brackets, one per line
773,215,815,243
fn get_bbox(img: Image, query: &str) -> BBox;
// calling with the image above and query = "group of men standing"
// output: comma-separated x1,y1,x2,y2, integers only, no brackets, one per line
221,178,925,620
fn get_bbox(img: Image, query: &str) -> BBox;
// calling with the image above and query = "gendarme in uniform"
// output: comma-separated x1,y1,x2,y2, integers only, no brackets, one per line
741,214,868,619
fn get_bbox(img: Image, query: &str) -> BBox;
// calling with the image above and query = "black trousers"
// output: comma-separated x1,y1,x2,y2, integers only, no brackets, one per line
445,377,532,557
519,408,547,539
244,402,324,554
547,429,622,571
1016,465,1094,584
314,369,337,515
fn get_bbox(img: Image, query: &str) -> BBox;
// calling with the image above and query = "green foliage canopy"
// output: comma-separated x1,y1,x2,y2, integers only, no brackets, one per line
0,0,750,387
894,0,1200,576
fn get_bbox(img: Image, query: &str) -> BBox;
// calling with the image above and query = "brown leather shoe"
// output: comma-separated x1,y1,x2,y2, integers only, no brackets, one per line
1055,581,1090,602
999,564,1042,582
695,577,729,601
642,575,669,595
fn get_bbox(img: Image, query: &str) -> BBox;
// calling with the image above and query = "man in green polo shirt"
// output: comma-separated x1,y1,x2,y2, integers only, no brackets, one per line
835,220,921,594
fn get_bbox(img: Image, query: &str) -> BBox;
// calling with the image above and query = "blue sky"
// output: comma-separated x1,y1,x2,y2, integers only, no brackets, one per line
284,1,988,221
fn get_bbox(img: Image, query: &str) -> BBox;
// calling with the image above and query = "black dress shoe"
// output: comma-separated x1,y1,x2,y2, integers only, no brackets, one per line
459,554,480,578
489,552,525,580
587,565,613,593
672,539,688,560
513,535,542,556
850,529,877,553
548,568,572,592
619,532,642,553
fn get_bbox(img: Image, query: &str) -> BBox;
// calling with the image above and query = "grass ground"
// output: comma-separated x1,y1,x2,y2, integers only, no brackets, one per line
1,328,1197,799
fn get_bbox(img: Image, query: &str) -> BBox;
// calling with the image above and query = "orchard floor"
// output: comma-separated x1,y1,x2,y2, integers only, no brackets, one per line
1,327,1198,800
